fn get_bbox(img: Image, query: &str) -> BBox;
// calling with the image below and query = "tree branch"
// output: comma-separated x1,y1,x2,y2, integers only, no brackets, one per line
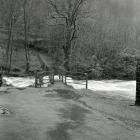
45,0,67,19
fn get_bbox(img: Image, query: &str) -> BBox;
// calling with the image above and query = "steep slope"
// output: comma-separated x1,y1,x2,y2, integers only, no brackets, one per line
0,43,54,74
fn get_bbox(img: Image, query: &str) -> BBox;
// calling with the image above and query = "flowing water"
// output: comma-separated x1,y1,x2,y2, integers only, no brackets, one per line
3,76,136,100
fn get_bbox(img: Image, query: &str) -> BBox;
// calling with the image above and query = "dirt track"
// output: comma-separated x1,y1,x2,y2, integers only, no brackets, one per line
0,83,140,140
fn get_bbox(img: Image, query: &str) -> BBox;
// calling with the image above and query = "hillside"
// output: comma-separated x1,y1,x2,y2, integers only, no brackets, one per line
0,40,54,75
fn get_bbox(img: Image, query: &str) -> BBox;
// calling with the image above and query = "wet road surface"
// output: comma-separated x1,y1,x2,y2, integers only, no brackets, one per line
0,83,140,140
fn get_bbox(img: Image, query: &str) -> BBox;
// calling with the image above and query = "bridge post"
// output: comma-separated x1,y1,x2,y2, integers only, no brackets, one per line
0,74,2,87
35,71,38,88
0,66,3,87
85,73,88,89
65,75,67,85
52,72,54,84
135,58,140,106
49,71,54,84
61,72,64,83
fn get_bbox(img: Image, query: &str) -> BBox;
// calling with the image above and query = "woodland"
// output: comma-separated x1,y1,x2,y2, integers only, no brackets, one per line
0,0,139,80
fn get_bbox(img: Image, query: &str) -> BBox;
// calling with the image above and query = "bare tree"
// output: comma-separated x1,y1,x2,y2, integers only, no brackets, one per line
0,0,21,73
6,0,16,72
46,0,87,71
23,0,30,73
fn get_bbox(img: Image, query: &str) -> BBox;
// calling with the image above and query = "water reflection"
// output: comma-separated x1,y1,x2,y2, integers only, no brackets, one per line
54,89,82,100
47,104,90,140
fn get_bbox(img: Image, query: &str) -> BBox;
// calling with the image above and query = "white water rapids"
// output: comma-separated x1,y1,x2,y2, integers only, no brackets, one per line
2,76,136,100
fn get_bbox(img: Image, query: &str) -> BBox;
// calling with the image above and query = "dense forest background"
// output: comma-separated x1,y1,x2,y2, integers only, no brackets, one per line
0,0,139,80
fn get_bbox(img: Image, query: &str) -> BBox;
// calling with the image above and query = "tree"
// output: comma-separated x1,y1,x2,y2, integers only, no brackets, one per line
23,0,30,73
0,0,22,73
135,58,140,106
46,0,88,71
135,24,140,106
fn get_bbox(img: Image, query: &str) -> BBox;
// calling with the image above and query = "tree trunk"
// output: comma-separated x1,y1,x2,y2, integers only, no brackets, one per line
135,58,140,106
23,1,30,73
63,25,72,71
63,36,71,71
8,36,14,73
64,46,71,71
6,18,13,73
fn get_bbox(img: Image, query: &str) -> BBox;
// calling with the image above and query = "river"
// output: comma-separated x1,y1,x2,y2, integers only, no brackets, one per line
3,76,136,100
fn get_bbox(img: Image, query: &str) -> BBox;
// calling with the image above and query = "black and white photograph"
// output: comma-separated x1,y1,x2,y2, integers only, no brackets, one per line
0,0,140,139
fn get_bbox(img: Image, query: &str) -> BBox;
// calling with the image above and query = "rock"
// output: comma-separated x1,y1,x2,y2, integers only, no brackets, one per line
0,106,10,115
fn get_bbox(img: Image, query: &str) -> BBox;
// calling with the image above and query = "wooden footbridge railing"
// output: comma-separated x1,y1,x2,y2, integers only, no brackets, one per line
34,70,54,88
34,70,88,89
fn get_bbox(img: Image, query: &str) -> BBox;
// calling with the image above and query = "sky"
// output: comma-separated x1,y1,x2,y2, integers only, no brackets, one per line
111,0,140,23
97,0,139,25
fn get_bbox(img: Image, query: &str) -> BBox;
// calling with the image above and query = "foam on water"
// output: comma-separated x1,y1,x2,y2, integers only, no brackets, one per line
2,76,136,100
3,77,35,88
67,79,136,100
